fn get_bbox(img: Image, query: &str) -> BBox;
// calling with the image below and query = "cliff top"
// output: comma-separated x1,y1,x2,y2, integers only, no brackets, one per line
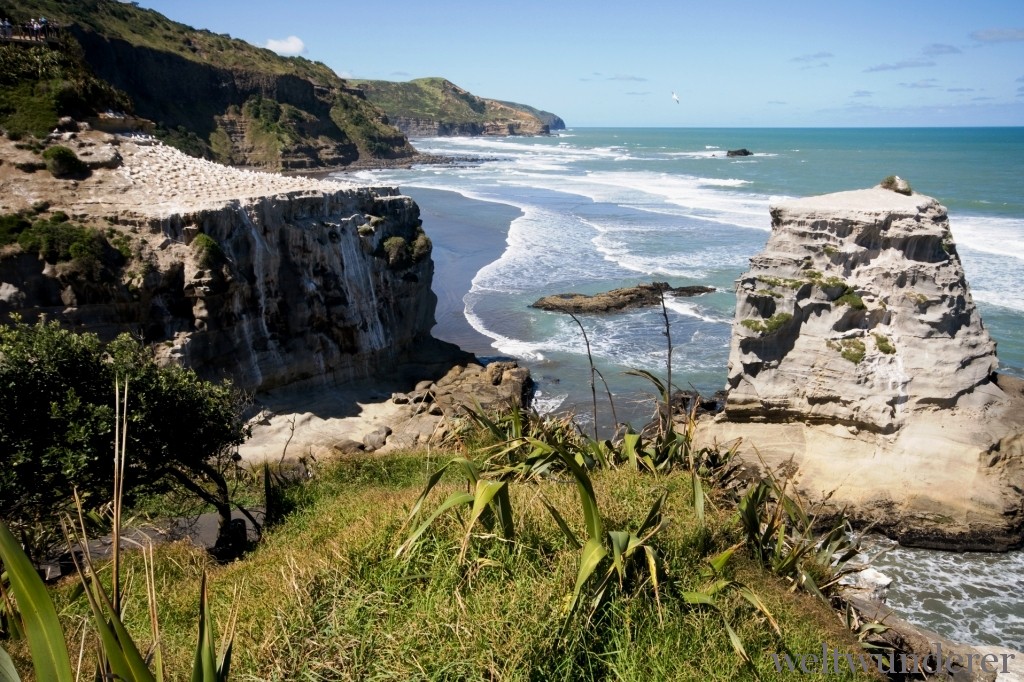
772,186,933,214
0,131,362,221
352,77,559,132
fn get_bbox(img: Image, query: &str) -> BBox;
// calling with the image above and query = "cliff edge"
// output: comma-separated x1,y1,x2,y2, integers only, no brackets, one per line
0,130,462,392
696,185,1024,550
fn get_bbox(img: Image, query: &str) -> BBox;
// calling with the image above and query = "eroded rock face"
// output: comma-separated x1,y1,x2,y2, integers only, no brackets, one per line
697,187,1024,550
0,134,440,394
725,188,998,430
142,189,436,391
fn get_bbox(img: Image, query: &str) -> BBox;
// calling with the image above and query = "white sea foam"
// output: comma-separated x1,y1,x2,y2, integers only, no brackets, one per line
532,390,568,415
950,213,1024,263
663,296,730,324
864,536,1024,650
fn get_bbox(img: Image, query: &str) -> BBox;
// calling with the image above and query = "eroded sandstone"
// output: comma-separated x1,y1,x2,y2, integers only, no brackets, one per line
696,186,1024,550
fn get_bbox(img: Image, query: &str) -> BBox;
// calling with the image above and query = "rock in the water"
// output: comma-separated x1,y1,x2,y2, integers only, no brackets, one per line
531,282,714,313
726,148,753,157
696,187,1024,550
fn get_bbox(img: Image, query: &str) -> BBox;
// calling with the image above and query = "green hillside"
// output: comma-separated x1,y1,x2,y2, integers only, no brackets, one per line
354,77,562,135
0,0,416,168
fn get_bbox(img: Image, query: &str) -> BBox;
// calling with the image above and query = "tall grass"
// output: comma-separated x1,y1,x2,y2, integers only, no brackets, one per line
17,454,880,681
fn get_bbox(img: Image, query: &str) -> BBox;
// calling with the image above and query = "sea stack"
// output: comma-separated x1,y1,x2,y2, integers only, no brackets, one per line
697,184,1024,550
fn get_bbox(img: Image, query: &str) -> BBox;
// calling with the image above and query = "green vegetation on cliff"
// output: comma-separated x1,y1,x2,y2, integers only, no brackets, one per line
0,36,132,137
0,0,416,168
354,77,559,134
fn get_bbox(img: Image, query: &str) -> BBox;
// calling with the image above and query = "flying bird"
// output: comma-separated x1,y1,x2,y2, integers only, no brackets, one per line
671,91,680,104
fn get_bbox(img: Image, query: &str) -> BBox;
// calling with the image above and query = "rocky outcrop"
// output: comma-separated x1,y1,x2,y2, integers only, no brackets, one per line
695,186,1024,550
0,134,444,393
726,148,753,157
389,117,548,137
355,78,556,138
531,282,715,313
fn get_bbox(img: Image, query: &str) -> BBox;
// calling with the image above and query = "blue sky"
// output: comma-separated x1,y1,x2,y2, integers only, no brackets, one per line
135,0,1024,127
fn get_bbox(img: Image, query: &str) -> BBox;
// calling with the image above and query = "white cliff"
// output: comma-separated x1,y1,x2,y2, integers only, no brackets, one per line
697,185,1024,550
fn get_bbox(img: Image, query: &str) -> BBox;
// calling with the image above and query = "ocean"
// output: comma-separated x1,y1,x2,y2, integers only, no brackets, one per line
345,127,1024,650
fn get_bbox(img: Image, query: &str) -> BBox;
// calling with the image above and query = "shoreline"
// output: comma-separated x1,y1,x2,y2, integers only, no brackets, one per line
404,186,521,356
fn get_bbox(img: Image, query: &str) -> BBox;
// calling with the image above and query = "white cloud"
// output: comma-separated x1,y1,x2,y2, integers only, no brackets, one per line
265,35,306,56
865,59,935,72
971,28,1024,43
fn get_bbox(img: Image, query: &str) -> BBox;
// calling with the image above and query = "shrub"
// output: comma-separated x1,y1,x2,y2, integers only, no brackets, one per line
880,175,912,196
837,338,866,364
835,289,865,310
874,333,896,354
740,312,792,335
192,232,224,269
0,320,249,561
0,212,30,245
41,144,88,178
411,230,431,261
382,235,409,267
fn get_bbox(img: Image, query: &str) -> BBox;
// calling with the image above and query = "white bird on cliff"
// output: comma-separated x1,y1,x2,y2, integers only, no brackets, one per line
671,91,680,104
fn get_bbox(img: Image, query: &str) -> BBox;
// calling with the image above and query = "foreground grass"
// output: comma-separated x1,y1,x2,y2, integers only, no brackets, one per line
28,453,879,681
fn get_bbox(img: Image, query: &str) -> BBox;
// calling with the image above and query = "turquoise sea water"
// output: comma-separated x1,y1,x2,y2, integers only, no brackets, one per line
348,127,1024,649
357,128,1024,417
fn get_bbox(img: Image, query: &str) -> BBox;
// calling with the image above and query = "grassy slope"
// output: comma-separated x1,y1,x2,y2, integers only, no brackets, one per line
0,0,343,86
354,77,538,127
21,454,880,681
0,0,415,165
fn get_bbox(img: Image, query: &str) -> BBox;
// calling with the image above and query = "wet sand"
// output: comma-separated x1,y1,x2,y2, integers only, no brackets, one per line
405,187,521,356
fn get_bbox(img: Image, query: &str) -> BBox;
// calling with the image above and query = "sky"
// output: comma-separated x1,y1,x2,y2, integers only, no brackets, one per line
133,0,1024,127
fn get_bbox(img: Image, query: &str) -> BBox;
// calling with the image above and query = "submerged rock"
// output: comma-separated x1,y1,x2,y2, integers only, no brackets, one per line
531,282,714,313
696,187,1024,550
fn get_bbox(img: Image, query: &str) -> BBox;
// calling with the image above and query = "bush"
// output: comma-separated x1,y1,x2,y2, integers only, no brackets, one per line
874,333,896,355
14,214,126,282
835,288,865,310
0,320,249,561
880,175,912,196
192,232,224,269
741,312,793,335
0,212,30,245
382,235,409,267
41,144,88,178
411,230,432,261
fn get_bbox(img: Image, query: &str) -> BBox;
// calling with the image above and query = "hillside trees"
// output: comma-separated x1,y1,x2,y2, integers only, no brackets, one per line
0,319,250,561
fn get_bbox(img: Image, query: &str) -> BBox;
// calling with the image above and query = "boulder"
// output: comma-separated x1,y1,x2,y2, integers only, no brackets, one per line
362,426,392,451
726,148,753,157
695,187,1024,550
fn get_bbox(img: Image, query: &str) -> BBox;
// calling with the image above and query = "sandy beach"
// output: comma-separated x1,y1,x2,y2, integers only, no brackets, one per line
403,187,520,356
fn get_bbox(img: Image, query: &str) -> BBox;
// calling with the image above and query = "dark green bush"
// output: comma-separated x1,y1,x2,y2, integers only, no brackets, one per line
192,232,224,269
0,320,249,562
41,144,88,178
0,213,31,245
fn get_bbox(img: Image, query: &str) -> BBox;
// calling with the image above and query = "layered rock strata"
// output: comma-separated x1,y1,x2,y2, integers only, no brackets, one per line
0,132,450,392
696,186,1024,550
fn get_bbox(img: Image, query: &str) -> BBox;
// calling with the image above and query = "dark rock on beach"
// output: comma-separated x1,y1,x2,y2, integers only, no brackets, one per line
531,282,714,314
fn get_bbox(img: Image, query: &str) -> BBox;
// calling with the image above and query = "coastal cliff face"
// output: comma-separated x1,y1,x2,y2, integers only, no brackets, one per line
389,117,548,137
697,186,1024,550
354,78,557,138
0,134,440,393
138,190,435,391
